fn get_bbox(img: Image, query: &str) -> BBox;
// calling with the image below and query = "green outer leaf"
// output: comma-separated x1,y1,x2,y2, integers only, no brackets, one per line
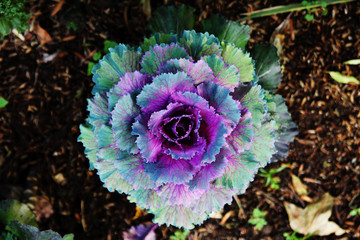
251,120,277,167
0,200,38,228
78,123,98,170
250,43,282,93
0,97,8,108
141,32,175,52
327,71,360,84
239,0,356,20
343,59,360,65
239,84,267,129
201,14,250,50
148,5,196,34
221,42,254,83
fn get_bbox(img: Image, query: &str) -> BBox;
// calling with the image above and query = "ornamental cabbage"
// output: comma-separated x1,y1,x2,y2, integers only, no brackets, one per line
78,5,297,230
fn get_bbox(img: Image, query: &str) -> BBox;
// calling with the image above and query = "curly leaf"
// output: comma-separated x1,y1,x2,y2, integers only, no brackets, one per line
216,151,258,192
221,42,254,83
179,30,222,60
94,160,133,193
78,123,98,170
92,44,142,94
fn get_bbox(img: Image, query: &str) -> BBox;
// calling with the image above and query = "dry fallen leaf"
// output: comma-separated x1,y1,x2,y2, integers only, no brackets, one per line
34,196,54,221
51,0,65,17
291,174,308,196
32,21,52,45
284,192,346,236
132,206,147,220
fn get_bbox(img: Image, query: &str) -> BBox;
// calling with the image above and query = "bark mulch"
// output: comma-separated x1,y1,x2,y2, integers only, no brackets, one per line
0,0,359,239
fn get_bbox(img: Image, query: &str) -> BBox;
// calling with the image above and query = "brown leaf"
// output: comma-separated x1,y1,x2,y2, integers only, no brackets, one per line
284,193,346,236
32,22,52,45
34,197,54,221
51,0,65,17
291,174,308,196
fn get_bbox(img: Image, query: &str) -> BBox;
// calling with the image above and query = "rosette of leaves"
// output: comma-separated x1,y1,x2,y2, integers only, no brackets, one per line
0,0,29,38
78,5,297,229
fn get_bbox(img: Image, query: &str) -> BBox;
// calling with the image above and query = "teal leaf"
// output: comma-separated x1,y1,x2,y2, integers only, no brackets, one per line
93,160,133,193
113,153,157,190
148,5,196,34
201,14,251,50
179,30,222,60
327,71,360,84
92,44,142,94
87,93,111,128
221,42,254,83
6,222,39,239
112,93,140,154
0,200,37,227
216,151,258,192
197,81,241,131
6,220,72,240
250,43,282,93
251,120,276,167
226,108,254,154
150,205,208,230
165,58,215,85
136,72,195,113
0,97,8,108
127,188,163,209
239,84,267,129
193,185,235,213
269,95,298,161
78,123,98,170
140,43,189,76
201,55,241,91
155,183,204,207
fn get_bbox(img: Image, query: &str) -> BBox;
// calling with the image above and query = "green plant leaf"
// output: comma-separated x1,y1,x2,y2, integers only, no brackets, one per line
103,40,118,54
343,59,360,65
87,61,95,76
62,234,74,240
148,5,195,34
0,200,38,228
170,230,189,240
92,52,102,61
305,14,314,21
239,0,356,21
0,97,8,108
350,208,360,216
327,71,360,84
201,14,250,50
250,43,282,93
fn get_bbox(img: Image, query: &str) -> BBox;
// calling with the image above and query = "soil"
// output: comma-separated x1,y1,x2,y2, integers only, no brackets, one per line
0,0,359,239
